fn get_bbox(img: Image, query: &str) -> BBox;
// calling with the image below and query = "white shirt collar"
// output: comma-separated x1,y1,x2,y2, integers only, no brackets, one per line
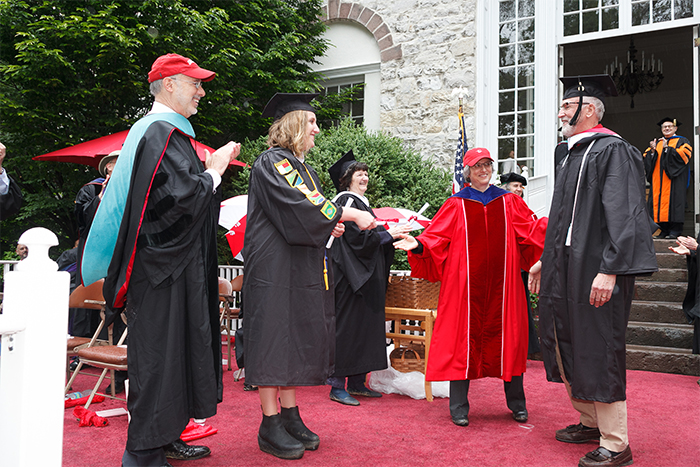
148,101,177,115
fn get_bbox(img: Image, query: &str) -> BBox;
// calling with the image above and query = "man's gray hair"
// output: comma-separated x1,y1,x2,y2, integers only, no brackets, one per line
589,97,605,122
150,79,163,97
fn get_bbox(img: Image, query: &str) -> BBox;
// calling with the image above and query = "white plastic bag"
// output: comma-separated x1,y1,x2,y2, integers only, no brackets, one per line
367,346,448,399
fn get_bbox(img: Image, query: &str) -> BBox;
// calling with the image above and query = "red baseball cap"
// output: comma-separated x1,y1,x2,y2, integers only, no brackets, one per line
463,147,493,167
148,53,216,83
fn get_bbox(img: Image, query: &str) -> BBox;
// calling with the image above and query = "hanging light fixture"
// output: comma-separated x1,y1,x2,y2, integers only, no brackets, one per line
605,37,663,108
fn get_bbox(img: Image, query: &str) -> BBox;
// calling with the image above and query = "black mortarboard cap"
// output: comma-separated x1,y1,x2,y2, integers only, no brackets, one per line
657,117,681,127
500,172,527,186
560,74,618,102
261,92,320,121
328,150,356,191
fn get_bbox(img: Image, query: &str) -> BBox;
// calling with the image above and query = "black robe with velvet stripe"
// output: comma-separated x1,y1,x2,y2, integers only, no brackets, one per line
103,121,222,451
539,132,657,403
643,135,693,224
330,192,393,377
242,147,342,386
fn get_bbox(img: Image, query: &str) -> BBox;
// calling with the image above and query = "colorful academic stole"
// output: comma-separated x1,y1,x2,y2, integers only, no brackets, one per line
274,158,337,220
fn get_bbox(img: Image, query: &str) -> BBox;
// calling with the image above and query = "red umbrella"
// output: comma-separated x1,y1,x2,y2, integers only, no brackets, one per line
33,130,246,168
373,205,431,231
219,195,248,261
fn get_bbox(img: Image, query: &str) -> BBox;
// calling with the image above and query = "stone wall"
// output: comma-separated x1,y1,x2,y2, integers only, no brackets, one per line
322,0,478,169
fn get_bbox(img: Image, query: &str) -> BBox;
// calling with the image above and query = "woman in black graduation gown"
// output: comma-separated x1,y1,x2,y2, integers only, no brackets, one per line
327,152,410,405
242,94,376,460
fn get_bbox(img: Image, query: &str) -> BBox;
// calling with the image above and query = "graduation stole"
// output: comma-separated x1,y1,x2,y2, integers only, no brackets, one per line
274,157,337,290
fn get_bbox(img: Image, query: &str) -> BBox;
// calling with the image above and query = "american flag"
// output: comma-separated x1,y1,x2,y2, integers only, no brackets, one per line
452,104,468,194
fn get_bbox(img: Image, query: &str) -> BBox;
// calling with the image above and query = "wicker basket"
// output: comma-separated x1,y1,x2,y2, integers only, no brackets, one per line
390,345,426,373
385,276,440,310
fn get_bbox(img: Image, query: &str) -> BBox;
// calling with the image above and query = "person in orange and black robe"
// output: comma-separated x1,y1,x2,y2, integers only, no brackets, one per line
643,117,692,239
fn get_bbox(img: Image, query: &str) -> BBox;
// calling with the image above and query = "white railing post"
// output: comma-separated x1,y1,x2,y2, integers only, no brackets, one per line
0,228,69,467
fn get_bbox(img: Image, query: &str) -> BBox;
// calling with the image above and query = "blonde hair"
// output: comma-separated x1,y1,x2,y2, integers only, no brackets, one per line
267,110,309,158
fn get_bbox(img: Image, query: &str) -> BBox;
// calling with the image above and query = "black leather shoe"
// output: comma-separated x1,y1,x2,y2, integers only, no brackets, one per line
258,413,305,459
451,414,469,426
512,410,528,422
556,423,601,443
281,406,320,451
347,386,383,398
102,380,125,395
163,439,211,460
578,445,633,467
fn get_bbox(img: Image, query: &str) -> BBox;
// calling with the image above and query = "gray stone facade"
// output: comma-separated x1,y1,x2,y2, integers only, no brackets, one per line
322,0,477,169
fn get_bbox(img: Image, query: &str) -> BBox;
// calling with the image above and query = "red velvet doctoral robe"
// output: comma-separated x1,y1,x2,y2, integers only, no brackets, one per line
408,185,547,382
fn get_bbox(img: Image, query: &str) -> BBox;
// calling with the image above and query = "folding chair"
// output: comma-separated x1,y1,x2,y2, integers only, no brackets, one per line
219,275,243,370
76,312,128,408
65,279,110,390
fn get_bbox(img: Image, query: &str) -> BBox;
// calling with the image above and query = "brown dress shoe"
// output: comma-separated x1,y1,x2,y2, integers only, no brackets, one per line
579,445,633,467
555,423,601,443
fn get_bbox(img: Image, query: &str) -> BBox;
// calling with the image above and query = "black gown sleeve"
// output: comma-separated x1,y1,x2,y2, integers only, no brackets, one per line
0,174,22,221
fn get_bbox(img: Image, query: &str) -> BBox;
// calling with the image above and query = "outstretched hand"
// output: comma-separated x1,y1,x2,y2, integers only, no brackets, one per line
393,234,418,251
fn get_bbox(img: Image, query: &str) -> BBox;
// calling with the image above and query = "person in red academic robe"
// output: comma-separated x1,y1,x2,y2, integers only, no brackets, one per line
395,147,547,427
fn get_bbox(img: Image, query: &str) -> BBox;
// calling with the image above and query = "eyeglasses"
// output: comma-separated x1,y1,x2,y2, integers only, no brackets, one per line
169,77,203,89
472,161,493,170
559,101,592,111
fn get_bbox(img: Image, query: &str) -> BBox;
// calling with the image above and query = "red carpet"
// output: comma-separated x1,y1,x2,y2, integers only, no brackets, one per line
63,360,700,466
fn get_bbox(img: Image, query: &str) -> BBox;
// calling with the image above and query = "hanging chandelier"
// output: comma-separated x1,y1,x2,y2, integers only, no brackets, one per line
605,37,663,109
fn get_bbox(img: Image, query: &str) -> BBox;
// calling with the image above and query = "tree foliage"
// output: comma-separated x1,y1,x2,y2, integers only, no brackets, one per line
0,0,327,254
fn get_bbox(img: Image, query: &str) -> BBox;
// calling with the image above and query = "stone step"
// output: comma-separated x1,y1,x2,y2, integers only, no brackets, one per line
636,268,687,283
655,252,687,269
630,300,688,325
634,281,687,302
626,321,694,349
528,346,700,376
626,344,700,376
653,238,679,253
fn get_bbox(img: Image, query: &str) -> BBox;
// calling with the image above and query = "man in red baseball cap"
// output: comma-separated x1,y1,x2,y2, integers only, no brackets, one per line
148,53,216,83
83,52,240,467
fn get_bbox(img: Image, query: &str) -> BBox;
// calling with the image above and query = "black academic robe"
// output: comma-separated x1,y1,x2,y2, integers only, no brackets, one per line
643,135,693,224
74,179,103,278
242,147,342,387
330,192,393,377
103,121,222,451
0,173,22,221
539,131,658,403
682,234,700,354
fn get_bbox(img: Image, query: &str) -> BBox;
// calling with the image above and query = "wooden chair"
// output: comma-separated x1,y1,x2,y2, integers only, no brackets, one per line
384,275,440,401
77,312,128,408
219,275,243,371
65,280,109,389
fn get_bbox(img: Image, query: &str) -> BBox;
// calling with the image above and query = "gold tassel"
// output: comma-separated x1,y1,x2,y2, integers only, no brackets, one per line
323,255,329,291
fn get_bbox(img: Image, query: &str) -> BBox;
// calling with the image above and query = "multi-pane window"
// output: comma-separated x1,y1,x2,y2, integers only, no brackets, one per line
322,80,365,126
564,0,620,36
498,0,535,176
631,0,693,25
563,0,693,35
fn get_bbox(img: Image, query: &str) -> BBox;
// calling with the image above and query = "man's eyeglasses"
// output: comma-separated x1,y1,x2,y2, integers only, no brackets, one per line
170,77,203,89
472,161,493,170
559,101,592,111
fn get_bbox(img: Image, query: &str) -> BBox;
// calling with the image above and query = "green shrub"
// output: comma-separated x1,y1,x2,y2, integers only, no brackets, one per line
219,118,452,269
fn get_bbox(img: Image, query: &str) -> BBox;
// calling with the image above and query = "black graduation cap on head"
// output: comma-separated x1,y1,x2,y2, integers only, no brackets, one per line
560,74,618,126
500,172,527,186
261,93,320,121
657,116,681,127
328,150,356,191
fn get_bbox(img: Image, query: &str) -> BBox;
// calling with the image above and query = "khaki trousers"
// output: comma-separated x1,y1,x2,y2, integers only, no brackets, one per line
554,334,629,452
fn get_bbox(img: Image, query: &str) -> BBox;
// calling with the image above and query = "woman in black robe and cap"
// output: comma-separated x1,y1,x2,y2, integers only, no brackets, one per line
242,93,376,460
326,151,410,406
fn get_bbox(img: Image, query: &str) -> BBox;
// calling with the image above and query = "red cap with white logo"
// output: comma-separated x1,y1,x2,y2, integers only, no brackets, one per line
148,53,216,83
463,147,494,167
